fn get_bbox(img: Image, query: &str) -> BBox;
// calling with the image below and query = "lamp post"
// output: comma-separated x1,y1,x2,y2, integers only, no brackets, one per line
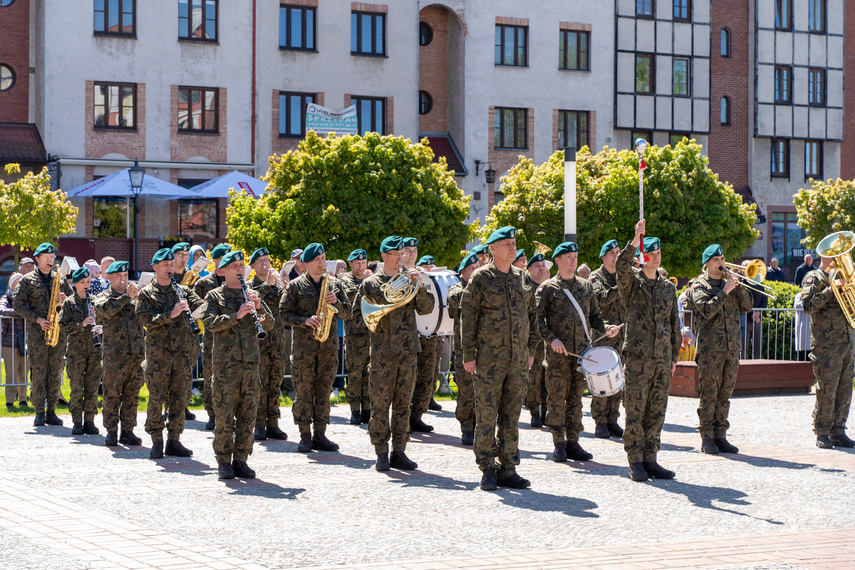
128,160,145,278
563,147,577,242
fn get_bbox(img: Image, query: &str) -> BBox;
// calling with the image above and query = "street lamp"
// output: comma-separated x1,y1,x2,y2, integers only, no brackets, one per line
128,160,145,278
474,160,497,184
564,146,577,242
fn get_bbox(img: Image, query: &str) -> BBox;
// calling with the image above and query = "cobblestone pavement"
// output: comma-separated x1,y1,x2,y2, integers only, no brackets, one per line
0,393,854,569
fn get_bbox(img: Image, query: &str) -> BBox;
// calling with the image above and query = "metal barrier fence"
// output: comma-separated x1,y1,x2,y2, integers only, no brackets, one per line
0,316,30,398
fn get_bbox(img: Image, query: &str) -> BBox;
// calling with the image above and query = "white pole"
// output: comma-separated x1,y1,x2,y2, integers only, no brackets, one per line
564,147,577,242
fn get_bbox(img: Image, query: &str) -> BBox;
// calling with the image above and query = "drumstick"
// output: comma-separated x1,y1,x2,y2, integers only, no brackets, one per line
567,351,597,364
591,323,626,345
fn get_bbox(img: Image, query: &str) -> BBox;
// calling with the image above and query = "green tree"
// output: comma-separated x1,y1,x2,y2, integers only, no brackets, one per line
227,131,473,268
793,178,855,249
478,140,758,278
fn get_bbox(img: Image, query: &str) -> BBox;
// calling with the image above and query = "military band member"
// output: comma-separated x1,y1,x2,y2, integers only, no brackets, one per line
590,239,627,439
280,243,350,453
472,244,491,267
95,261,145,447
171,242,191,285
512,249,527,270
202,250,275,480
461,227,538,491
58,267,102,436
14,242,73,427
617,220,681,482
801,252,855,449
354,236,435,471
523,253,551,428
249,247,288,441
446,252,480,445
340,248,373,425
136,248,205,459
412,253,443,432
687,244,752,454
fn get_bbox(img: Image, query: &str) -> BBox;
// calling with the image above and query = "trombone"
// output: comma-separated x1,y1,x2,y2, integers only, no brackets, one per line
720,260,777,300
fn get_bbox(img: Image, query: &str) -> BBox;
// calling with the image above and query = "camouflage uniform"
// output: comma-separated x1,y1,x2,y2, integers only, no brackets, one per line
354,273,435,453
801,269,855,437
13,268,73,414
194,272,224,417
136,281,205,443
687,275,752,439
590,265,626,425
94,287,145,433
202,283,274,464
339,272,371,415
58,292,102,424
279,273,350,434
523,342,547,415
250,275,286,430
461,263,538,475
413,335,442,416
615,242,680,464
447,281,475,432
535,275,606,444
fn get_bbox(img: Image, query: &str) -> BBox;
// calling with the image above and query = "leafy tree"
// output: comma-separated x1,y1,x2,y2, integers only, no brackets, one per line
793,178,855,248
227,131,473,268
478,140,758,278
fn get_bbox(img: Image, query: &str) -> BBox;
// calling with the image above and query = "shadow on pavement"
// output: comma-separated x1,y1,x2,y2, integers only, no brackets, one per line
387,471,479,491
720,453,814,470
496,488,599,518
409,431,466,447
155,457,215,477
223,479,305,499
650,479,784,525
307,452,375,470
661,422,698,434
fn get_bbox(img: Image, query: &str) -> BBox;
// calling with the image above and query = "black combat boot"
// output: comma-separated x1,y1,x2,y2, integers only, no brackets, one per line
629,462,648,481
71,422,84,435
45,411,64,426
205,414,215,430
164,439,193,457
150,440,164,459
311,432,340,452
184,408,196,421
594,424,610,439
349,410,361,425
409,415,434,433
253,426,268,441
552,442,568,462
830,434,855,448
714,437,739,454
105,431,118,446
218,461,235,480
375,452,390,471
82,421,99,435
266,424,288,440
389,451,418,470
119,430,142,445
33,413,46,427
428,398,443,411
643,461,675,479
461,431,474,446
566,441,593,461
701,438,720,454
480,468,498,491
530,411,543,428
497,471,531,489
360,409,371,424
232,460,256,479
297,431,313,453
816,434,834,449
607,423,624,438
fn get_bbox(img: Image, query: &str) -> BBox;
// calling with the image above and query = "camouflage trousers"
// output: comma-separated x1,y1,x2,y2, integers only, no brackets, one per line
524,350,547,411
590,391,623,425
368,352,417,454
257,342,285,428
199,333,214,415
473,359,525,475
66,351,102,423
183,336,203,410
623,354,671,463
811,343,854,437
212,361,260,463
292,350,337,434
454,364,475,432
144,350,191,442
345,332,371,413
102,351,144,433
27,332,67,414
280,327,296,398
412,335,442,416
696,350,739,439
545,355,586,443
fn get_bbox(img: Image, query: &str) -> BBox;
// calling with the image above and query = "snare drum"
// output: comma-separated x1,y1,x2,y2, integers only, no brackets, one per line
416,270,460,336
579,346,625,397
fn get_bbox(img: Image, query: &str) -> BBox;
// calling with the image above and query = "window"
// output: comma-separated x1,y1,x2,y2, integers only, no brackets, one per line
419,22,433,46
0,64,14,91
774,66,791,103
809,0,825,33
94,0,135,35
771,139,789,177
805,141,822,179
775,0,791,30
808,69,825,106
636,55,653,93
278,92,315,138
720,29,730,57
279,5,316,51
673,0,690,20
93,197,133,238
559,30,590,71
669,133,689,146
0,0,16,6
495,24,528,67
771,212,806,267
494,107,527,149
672,58,689,96
636,0,653,17
178,199,218,239
177,87,218,132
418,91,432,115
632,131,652,149
352,96,385,135
557,110,589,151
178,0,217,41
94,83,136,129
351,11,385,56
720,97,730,124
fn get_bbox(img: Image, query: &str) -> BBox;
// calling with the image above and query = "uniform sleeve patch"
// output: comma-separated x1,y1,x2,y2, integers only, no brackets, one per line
804,278,812,285
693,283,701,288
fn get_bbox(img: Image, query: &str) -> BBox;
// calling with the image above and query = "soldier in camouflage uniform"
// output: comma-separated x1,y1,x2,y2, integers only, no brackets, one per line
14,242,73,427
354,236,435,471
461,227,539,491
523,253,551,428
446,252,480,445
58,267,102,436
280,243,350,453
171,242,190,287
412,252,443,432
472,244,491,267
248,247,288,442
801,247,855,449
686,244,753,455
512,249,527,270
616,220,681,482
590,239,627,439
202,250,275,479
94,261,145,447
136,248,205,459
536,242,619,463
340,248,373,425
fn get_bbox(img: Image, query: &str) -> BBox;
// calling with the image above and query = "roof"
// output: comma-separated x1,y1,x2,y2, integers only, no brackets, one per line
734,186,763,216
422,133,467,175
0,123,47,165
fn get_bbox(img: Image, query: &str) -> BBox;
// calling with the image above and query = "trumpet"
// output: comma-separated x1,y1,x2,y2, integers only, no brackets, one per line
720,260,777,300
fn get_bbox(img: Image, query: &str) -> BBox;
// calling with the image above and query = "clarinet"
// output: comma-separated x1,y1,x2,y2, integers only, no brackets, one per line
238,275,267,340
169,275,201,335
86,294,102,349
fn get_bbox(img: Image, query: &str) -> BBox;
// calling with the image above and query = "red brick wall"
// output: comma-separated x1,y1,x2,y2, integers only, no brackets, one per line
843,1,855,179
84,80,147,161
0,0,30,123
488,106,534,210
419,5,450,133
170,85,228,162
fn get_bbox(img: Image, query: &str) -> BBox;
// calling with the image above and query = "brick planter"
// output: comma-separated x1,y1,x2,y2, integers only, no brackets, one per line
671,360,814,397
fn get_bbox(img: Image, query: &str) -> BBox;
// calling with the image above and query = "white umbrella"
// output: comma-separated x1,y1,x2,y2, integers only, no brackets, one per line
66,168,198,198
188,170,268,198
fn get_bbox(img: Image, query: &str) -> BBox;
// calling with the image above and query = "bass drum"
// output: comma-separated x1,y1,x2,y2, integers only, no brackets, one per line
416,270,461,337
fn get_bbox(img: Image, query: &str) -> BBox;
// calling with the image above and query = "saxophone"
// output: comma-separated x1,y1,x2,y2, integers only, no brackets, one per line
313,270,339,343
45,263,63,347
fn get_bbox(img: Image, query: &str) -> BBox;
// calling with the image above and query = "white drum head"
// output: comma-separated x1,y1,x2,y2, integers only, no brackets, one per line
581,347,620,373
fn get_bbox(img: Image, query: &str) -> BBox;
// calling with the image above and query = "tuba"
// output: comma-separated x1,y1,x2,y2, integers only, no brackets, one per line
361,265,419,333
313,270,338,342
816,230,855,328
533,241,552,257
45,264,63,347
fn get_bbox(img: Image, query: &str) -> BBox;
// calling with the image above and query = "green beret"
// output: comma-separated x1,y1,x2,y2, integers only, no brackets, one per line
417,255,435,266
211,244,232,260
702,244,724,265
527,253,546,268
250,247,269,265
403,237,419,248
514,249,526,263
348,249,367,262
458,252,479,272
636,237,661,256
380,236,403,253
599,239,619,258
34,243,56,257
486,226,516,245
300,243,325,263
71,267,90,284
105,261,130,274
552,241,578,259
218,250,245,269
171,242,190,253
151,248,175,266
471,244,489,255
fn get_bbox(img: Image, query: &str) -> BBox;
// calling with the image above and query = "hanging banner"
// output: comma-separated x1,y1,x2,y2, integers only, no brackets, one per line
305,103,358,136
